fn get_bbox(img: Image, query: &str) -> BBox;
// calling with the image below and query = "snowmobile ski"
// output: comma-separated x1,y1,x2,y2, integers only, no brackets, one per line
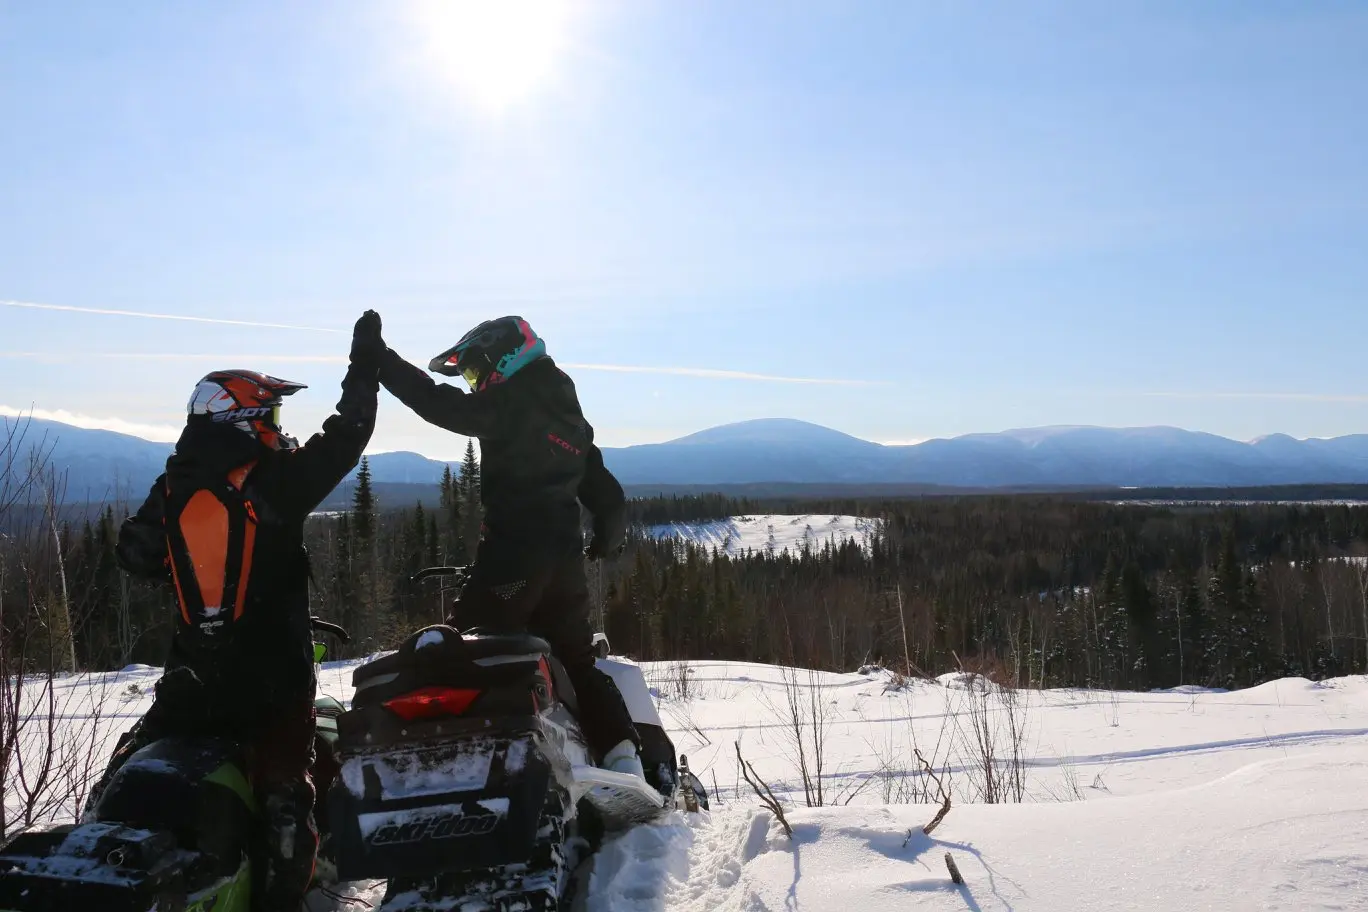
571,765,669,828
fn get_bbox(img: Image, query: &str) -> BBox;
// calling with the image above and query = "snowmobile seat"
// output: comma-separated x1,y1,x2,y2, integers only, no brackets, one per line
351,626,553,707
91,737,255,880
459,630,554,662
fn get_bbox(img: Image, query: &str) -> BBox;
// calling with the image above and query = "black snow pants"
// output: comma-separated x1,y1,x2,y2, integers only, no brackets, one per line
447,547,640,758
87,666,319,912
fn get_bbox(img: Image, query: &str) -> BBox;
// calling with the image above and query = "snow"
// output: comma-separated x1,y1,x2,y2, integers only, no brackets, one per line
414,629,447,650
592,756,1368,911
646,514,879,556
9,658,1368,910
590,663,1368,911
339,744,495,800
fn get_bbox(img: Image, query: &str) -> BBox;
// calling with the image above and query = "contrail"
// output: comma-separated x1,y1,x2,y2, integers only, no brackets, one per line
0,352,348,364
1,299,343,333
0,350,877,385
1138,391,1368,404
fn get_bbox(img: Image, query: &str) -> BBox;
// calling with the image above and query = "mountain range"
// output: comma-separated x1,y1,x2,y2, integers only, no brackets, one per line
6,416,1368,502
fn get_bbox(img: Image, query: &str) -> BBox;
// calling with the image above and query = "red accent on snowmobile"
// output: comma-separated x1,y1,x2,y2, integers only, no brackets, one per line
383,686,482,721
538,656,556,702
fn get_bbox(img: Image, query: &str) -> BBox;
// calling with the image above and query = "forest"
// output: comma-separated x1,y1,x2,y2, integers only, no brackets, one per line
5,442,1368,692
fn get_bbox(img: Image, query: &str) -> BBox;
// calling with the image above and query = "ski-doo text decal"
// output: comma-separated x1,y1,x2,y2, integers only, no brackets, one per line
358,800,508,846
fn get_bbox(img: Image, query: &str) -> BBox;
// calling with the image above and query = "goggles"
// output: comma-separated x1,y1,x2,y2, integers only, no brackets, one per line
462,367,481,390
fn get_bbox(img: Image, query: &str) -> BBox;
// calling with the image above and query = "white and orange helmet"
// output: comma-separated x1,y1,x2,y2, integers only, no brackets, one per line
187,369,307,450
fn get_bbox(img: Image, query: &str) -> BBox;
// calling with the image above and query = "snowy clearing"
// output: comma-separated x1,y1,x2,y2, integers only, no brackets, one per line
7,660,1368,910
645,514,879,556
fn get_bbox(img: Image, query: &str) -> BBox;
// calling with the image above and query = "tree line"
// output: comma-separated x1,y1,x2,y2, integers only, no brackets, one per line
606,495,1368,689
6,437,1368,691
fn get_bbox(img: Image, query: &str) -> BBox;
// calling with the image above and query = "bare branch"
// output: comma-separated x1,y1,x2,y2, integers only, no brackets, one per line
917,747,953,835
734,740,792,839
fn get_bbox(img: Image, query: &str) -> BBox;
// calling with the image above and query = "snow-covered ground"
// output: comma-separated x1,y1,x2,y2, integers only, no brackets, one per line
646,514,879,556
603,662,1368,911
7,660,1368,910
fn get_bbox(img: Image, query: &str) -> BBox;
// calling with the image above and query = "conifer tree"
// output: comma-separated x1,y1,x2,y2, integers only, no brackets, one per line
458,440,482,560
439,463,464,561
353,456,376,541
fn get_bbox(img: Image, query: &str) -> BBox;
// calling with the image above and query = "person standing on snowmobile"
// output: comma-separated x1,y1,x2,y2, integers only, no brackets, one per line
92,311,385,911
374,315,643,778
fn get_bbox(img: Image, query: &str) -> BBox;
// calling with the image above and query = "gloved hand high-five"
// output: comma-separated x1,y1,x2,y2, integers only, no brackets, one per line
351,310,385,368
585,513,626,561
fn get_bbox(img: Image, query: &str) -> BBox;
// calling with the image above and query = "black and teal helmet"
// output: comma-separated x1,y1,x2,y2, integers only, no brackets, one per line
429,316,547,391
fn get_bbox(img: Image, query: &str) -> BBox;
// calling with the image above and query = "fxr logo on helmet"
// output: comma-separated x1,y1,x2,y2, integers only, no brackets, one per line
212,406,276,424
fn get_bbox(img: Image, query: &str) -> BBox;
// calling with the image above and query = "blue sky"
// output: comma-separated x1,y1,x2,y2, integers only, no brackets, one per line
1,1,1365,458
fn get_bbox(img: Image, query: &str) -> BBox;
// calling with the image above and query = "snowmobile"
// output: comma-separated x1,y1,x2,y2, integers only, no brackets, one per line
327,565,708,911
0,618,351,912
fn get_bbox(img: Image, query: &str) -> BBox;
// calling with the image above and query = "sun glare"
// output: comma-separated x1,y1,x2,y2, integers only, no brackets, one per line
408,0,572,112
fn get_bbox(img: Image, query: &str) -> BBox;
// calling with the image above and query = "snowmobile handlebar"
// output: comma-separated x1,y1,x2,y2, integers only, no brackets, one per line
410,565,472,585
309,617,351,643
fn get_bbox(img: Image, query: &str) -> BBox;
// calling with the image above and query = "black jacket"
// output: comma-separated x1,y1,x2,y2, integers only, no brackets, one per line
378,352,625,562
117,364,378,705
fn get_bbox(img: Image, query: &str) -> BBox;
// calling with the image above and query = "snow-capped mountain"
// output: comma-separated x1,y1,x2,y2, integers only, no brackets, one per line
9,415,1368,501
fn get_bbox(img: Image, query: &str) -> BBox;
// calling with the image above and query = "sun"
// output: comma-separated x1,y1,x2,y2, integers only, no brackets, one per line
407,0,573,112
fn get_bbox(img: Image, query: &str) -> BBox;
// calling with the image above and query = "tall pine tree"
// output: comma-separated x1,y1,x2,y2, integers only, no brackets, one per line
439,464,464,561
353,456,376,541
458,440,482,561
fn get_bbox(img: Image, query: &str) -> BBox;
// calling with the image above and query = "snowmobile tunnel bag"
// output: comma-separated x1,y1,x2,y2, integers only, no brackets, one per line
350,625,553,708
328,731,559,880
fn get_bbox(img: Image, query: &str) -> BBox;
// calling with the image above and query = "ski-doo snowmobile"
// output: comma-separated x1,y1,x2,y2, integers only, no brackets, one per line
328,565,708,911
0,618,351,912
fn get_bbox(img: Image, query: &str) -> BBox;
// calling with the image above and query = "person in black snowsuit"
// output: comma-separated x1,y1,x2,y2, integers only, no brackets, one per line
374,315,642,774
90,312,384,911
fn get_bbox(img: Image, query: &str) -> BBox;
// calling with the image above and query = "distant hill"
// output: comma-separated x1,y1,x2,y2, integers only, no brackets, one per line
10,415,1368,503
601,419,1368,487
1,417,173,503
0,417,463,503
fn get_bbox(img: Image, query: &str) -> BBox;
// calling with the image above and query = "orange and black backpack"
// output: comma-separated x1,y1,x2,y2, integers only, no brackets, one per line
163,462,260,644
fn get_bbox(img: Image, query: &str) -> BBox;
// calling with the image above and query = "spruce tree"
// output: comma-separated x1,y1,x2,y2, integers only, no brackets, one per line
458,440,482,560
426,513,441,565
439,463,464,560
1121,559,1159,688
353,456,375,541
460,440,481,502
439,464,455,511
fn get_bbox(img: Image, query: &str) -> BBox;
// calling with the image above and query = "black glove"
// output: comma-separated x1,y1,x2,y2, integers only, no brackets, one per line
350,310,385,367
585,507,626,561
585,526,626,561
585,539,623,560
